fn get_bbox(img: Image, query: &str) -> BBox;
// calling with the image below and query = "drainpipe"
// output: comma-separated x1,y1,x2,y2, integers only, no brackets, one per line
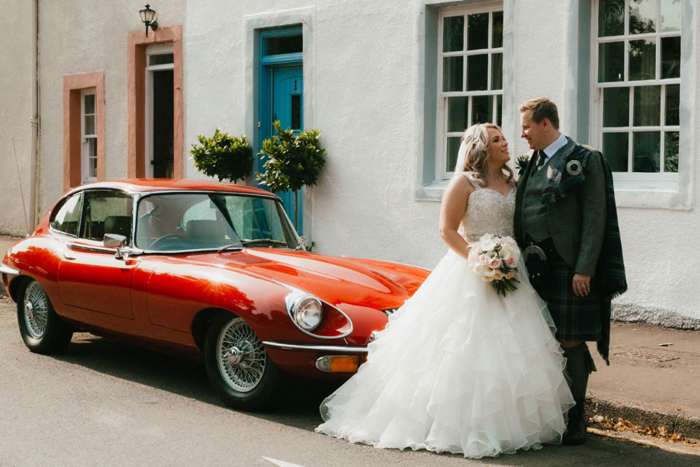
28,0,39,233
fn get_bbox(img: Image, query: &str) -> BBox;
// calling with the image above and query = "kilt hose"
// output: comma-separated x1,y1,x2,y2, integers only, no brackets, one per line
532,253,602,343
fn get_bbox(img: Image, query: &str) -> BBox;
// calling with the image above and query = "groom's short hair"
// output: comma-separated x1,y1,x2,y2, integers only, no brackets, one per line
519,98,560,130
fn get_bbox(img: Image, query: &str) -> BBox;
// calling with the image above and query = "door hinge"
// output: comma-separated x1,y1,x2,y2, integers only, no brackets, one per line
257,122,261,128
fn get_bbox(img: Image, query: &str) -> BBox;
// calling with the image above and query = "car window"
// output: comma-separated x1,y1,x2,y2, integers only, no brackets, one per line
79,190,133,243
135,193,299,251
50,193,82,237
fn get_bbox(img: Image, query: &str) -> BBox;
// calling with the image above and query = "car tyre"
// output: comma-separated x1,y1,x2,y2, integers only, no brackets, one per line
17,279,73,354
204,312,284,412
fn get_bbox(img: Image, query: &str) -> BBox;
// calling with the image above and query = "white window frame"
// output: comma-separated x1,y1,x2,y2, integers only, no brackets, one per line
590,0,681,191
437,1,504,181
145,43,175,178
81,89,97,184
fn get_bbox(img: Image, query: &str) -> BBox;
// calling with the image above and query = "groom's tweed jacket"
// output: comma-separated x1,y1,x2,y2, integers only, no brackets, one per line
515,138,606,277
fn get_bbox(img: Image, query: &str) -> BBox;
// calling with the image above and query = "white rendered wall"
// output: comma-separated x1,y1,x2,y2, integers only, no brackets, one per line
0,0,34,236
36,0,187,215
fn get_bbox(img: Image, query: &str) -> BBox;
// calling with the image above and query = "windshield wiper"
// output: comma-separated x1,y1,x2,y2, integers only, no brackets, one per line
240,239,288,247
217,243,244,253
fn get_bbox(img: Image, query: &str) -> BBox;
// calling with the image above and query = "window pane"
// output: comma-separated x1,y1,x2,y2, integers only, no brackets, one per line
661,0,682,32
447,97,469,132
603,87,630,127
497,95,502,127
443,56,463,92
633,131,660,172
630,0,657,34
89,155,97,179
633,86,660,126
467,54,488,91
51,194,82,236
471,95,492,125
599,42,624,82
291,95,301,130
491,53,503,90
661,36,681,79
629,39,656,81
87,138,96,158
492,11,504,48
446,137,462,172
664,131,679,172
80,191,133,241
603,133,629,172
265,35,302,55
599,0,625,37
665,84,680,126
467,13,489,50
443,16,464,52
83,94,95,114
148,53,174,66
84,115,95,135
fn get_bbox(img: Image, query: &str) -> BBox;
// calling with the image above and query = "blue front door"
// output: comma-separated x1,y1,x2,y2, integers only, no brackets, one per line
271,66,304,233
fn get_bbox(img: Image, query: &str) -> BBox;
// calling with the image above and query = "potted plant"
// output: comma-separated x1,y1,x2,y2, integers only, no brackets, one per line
257,121,326,231
190,129,254,183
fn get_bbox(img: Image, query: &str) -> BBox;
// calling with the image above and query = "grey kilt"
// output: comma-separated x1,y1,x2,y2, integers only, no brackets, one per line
533,254,602,342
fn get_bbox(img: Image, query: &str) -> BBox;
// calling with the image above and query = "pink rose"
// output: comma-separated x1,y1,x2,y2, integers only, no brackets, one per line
489,257,502,269
493,271,504,281
506,257,518,268
479,255,489,266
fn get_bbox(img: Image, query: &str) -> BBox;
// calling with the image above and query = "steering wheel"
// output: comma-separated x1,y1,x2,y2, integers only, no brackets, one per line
149,233,182,250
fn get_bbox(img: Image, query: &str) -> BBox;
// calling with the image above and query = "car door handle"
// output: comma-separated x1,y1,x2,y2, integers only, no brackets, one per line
63,251,76,260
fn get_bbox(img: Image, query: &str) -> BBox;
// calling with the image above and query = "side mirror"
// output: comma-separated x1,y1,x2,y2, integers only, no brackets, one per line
103,234,127,259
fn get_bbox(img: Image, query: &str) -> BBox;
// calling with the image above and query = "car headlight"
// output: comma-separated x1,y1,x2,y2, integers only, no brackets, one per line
285,290,323,332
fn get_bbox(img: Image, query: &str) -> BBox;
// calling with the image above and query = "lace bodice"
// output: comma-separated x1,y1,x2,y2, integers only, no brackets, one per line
459,174,516,242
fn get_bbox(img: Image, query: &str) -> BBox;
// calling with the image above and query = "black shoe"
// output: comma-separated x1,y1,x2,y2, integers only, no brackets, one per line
563,403,587,445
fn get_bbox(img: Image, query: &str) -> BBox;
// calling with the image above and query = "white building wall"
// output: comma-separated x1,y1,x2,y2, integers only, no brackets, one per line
36,0,187,215
0,0,34,236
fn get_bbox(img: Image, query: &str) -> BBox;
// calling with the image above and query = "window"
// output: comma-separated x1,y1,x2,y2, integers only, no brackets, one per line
438,4,504,180
592,0,681,190
79,190,133,243
81,91,97,183
50,193,82,237
63,72,104,192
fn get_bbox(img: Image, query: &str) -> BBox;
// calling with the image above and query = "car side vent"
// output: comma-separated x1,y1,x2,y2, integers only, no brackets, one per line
381,308,399,317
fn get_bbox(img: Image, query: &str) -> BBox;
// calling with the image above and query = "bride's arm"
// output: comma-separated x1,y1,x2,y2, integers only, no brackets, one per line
439,175,474,262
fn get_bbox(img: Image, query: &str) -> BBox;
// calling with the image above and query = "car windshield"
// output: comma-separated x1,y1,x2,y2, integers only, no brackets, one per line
135,193,301,252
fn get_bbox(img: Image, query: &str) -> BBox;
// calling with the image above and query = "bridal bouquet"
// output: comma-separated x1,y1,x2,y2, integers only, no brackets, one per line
467,234,520,297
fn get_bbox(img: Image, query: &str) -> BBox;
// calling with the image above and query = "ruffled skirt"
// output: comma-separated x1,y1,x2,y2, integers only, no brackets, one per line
315,249,575,459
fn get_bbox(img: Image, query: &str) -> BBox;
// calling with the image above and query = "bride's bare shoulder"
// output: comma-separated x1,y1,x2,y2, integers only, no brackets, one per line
445,173,476,199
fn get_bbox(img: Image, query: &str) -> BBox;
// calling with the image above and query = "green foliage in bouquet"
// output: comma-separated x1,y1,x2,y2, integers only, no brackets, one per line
190,129,254,183
256,121,326,193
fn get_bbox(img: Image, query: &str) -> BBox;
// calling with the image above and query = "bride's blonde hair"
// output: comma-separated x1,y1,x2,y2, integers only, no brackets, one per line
455,123,514,187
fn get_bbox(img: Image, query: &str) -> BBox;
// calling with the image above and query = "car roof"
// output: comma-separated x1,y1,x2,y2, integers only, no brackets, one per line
67,179,276,197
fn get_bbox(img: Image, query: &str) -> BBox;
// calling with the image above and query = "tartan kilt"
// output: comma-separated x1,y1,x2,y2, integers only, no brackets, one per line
534,254,602,342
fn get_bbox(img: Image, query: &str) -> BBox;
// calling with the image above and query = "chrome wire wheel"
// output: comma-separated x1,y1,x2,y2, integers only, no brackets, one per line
23,281,49,339
216,318,267,393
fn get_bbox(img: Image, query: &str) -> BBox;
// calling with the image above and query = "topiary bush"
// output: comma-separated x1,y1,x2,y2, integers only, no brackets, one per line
190,129,254,183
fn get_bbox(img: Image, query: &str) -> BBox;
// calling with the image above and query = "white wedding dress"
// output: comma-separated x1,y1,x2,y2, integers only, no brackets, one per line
315,175,575,459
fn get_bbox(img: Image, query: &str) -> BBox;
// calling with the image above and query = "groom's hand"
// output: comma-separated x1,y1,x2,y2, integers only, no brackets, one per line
572,274,591,297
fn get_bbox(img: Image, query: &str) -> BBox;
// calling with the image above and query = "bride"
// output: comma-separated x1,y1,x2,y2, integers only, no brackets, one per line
315,123,575,459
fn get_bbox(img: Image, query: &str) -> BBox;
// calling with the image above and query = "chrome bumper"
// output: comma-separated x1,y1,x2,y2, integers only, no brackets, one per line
0,263,19,276
262,341,368,354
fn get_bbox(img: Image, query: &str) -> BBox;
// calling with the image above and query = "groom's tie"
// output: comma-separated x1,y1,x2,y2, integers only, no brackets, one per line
534,150,547,172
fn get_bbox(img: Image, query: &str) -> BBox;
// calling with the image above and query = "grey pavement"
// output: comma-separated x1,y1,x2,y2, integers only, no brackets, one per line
1,233,700,460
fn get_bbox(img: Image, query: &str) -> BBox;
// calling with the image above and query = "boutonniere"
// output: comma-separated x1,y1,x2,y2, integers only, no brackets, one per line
566,159,583,176
515,155,530,176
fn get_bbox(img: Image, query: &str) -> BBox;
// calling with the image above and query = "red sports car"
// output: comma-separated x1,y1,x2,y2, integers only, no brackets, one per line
1,180,429,410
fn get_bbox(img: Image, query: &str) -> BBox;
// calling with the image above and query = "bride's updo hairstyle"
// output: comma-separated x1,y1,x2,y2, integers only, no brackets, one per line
455,123,514,187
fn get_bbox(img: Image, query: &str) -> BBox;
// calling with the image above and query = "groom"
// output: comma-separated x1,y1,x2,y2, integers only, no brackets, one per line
514,98,627,445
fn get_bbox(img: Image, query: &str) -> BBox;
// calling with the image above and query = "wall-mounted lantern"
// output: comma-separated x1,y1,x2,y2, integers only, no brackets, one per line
139,4,158,37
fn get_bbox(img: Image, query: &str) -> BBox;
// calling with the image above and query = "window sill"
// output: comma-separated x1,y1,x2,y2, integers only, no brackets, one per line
614,188,692,210
415,180,449,202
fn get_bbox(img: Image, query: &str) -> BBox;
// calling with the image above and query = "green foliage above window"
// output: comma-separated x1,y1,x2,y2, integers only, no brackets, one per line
190,129,254,183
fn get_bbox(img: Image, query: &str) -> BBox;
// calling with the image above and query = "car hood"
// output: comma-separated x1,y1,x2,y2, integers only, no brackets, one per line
183,248,412,311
